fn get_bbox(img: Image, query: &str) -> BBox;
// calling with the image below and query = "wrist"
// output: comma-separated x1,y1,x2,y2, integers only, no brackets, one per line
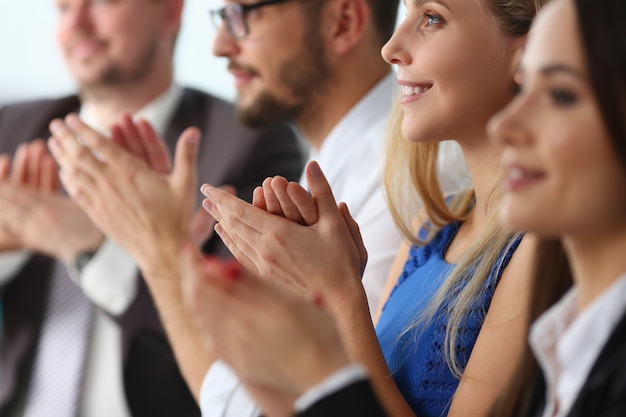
62,232,105,265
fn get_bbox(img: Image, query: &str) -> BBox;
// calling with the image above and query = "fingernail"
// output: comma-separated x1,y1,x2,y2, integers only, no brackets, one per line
223,259,242,282
309,161,322,178
312,292,325,308
48,138,59,152
49,120,62,133
201,184,212,198
186,131,199,146
66,114,80,127
202,199,213,214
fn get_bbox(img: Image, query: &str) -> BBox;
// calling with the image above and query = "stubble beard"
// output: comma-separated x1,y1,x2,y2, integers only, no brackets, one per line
235,26,330,128
79,38,159,95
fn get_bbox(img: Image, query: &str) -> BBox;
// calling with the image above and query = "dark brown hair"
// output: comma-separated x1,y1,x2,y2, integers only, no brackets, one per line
492,1,626,415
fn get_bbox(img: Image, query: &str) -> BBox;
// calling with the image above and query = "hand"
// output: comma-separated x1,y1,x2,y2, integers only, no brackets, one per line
252,175,319,225
48,113,200,278
0,184,103,262
110,114,172,174
201,161,368,313
0,140,62,252
109,115,217,247
180,242,351,397
252,164,368,276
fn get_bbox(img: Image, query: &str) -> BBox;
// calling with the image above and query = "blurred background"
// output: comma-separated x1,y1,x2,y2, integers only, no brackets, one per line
0,1,406,107
0,0,235,105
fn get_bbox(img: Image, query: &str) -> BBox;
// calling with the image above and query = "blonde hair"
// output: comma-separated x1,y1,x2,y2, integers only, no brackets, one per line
382,0,549,377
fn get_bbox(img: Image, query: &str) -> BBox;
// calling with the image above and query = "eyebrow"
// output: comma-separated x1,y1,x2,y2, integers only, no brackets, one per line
409,0,450,10
540,63,586,79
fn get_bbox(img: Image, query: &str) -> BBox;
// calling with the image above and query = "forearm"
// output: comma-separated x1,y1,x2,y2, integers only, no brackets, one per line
142,255,214,400
332,290,416,417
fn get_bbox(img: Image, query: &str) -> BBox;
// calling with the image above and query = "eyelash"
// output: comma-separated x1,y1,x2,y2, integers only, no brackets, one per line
423,12,444,27
512,80,579,109
550,89,578,105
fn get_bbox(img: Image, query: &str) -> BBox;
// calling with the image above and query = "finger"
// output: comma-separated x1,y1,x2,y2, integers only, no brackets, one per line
48,135,98,199
213,222,261,277
191,207,216,247
137,118,172,174
118,114,147,162
201,186,269,234
252,186,267,210
285,181,319,225
338,202,368,276
271,176,305,224
0,154,11,181
262,177,283,216
58,167,96,209
26,140,46,188
110,124,127,149
171,127,201,197
40,154,60,192
10,143,28,184
58,114,133,174
305,161,339,218
48,117,106,180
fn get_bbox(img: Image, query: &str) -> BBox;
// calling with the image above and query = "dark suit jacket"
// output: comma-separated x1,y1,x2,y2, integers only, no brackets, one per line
0,89,304,417
525,307,626,417
297,379,388,417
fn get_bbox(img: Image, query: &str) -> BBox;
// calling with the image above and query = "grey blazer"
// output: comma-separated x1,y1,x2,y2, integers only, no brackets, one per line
0,89,304,417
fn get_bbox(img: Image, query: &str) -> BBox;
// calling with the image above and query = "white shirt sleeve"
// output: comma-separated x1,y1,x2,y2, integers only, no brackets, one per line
200,360,261,417
0,250,32,285
69,238,138,316
294,364,368,412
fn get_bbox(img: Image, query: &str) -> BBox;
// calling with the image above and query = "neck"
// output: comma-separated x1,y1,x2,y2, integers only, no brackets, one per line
296,64,391,150
562,222,626,311
456,131,503,233
79,65,172,128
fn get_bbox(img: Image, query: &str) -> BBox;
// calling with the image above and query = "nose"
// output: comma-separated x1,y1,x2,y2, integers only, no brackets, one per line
62,1,95,33
212,23,240,59
381,21,412,66
487,92,532,148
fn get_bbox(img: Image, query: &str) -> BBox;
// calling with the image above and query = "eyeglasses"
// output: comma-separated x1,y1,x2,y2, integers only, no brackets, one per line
210,0,297,40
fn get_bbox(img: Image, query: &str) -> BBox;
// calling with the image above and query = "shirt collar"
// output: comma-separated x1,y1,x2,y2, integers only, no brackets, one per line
79,84,183,136
302,72,396,185
530,272,626,416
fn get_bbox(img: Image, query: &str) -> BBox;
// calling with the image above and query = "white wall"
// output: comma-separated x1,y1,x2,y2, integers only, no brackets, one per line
0,1,404,106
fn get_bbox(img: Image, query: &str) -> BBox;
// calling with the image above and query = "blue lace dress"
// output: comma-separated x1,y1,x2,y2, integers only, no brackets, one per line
375,222,521,417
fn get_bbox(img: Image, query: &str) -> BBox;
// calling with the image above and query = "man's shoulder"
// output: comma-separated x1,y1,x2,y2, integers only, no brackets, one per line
0,95,81,151
0,95,81,119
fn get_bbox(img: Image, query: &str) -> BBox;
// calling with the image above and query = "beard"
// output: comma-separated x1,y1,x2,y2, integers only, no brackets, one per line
79,38,158,90
234,26,330,128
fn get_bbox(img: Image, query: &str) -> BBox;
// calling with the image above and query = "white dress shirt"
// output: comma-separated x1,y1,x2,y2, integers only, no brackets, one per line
0,84,184,417
199,73,470,417
530,272,626,417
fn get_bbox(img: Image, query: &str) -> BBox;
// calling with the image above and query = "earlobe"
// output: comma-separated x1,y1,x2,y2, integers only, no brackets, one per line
327,0,369,55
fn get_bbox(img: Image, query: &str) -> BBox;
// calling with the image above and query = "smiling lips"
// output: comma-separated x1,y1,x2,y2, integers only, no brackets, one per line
504,164,546,191
401,85,432,96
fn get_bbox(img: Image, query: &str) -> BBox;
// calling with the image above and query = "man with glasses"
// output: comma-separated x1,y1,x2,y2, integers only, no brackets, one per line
200,0,403,414
0,0,302,416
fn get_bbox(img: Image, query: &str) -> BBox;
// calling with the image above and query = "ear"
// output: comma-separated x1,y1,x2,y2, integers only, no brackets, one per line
162,0,184,39
324,0,370,56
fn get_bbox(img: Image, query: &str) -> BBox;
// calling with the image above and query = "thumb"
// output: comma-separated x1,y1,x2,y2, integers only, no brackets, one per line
171,127,201,196
305,161,338,217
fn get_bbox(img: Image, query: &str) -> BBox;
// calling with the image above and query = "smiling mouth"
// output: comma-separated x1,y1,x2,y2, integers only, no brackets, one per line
401,85,432,96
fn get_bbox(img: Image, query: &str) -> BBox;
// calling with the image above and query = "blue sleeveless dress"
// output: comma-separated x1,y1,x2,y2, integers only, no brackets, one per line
375,222,521,417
